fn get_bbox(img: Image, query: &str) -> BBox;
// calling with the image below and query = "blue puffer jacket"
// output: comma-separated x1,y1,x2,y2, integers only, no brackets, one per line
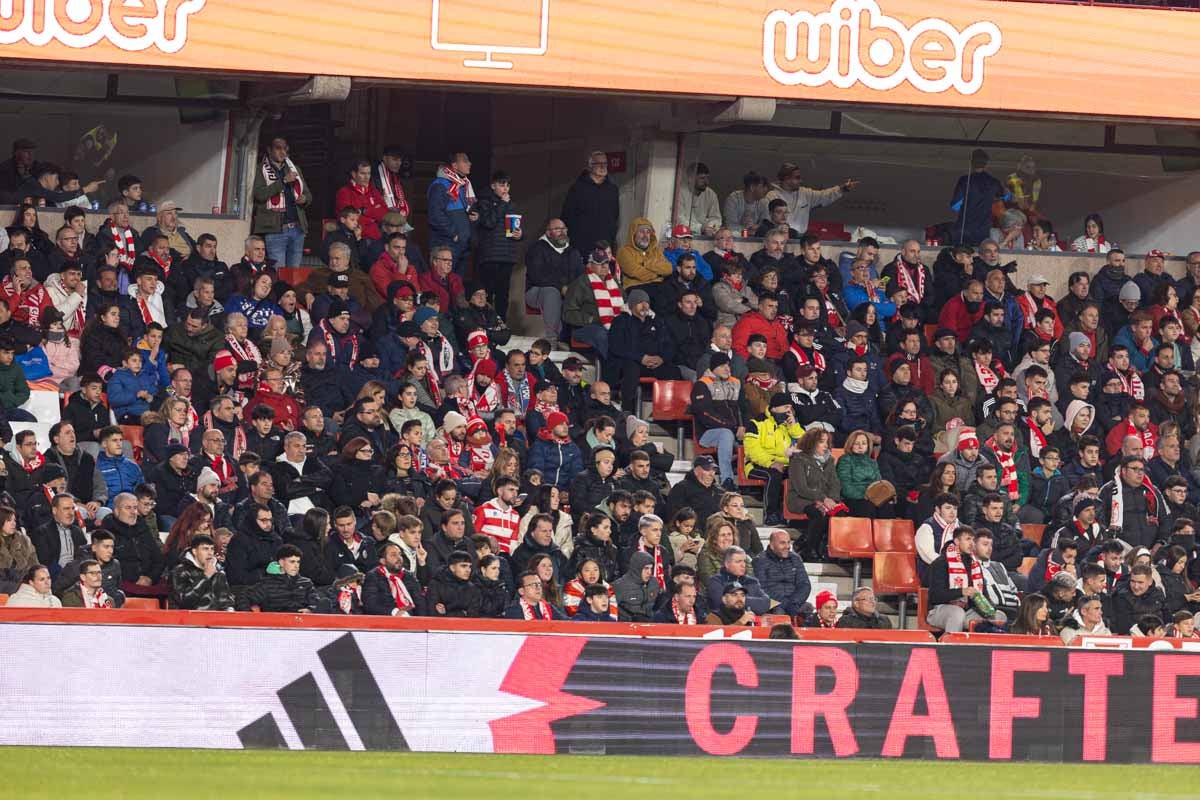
106,367,160,420
527,435,584,489
427,174,472,250
96,452,145,505
834,381,882,436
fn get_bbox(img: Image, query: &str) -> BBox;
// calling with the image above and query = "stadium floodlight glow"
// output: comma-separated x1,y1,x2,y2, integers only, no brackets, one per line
430,0,551,70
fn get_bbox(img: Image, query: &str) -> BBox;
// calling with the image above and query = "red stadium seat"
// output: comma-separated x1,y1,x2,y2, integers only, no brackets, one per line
873,551,920,629
120,425,144,464
1021,523,1046,546
828,517,874,587
123,597,161,611
276,267,313,288
736,447,764,488
781,480,806,523
652,380,693,456
873,519,916,554
0,593,8,606
1018,556,1038,577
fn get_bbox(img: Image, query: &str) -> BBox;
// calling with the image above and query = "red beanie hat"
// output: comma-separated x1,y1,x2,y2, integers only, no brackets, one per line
956,427,980,451
546,410,569,431
815,590,838,609
466,416,488,437
213,350,236,373
467,330,489,350
475,359,498,379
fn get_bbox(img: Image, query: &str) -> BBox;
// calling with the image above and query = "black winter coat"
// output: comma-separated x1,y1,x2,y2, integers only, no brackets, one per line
560,172,620,258
524,238,583,290
104,515,164,583
362,566,425,616
225,524,283,587
666,472,721,523
285,529,336,588
62,394,110,443
568,468,616,525
170,556,235,610
475,188,521,265
1111,581,1167,635
664,311,713,371
426,568,483,617
324,535,376,576
328,458,384,510
79,323,127,376
238,572,318,612
569,532,620,583
474,575,509,617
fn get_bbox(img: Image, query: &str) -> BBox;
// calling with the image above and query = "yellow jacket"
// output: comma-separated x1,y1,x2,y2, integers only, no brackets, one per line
617,216,672,288
743,414,804,475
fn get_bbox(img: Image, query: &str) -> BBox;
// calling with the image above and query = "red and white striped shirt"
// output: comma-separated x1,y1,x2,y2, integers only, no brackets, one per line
473,498,520,555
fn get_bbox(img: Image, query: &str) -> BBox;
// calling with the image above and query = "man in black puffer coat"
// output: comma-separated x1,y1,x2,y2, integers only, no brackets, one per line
426,553,482,617
169,535,235,611
1111,564,1167,635
666,457,722,522
510,514,569,581
236,545,318,612
224,505,284,587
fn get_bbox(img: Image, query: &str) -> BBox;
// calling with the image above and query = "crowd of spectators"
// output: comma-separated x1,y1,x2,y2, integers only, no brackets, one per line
0,135,1195,642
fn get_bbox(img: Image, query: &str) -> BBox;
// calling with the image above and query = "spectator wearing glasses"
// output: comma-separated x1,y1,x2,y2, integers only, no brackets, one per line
504,568,566,620
1098,455,1167,551
561,150,620,257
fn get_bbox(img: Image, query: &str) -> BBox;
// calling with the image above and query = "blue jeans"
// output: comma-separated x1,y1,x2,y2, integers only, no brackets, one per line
264,225,305,267
570,324,609,359
699,428,736,484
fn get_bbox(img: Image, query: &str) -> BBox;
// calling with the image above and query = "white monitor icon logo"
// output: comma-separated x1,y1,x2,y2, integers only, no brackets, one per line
431,0,551,69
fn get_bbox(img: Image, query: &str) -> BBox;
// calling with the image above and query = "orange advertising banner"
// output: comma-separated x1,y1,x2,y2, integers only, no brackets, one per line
1,0,1198,119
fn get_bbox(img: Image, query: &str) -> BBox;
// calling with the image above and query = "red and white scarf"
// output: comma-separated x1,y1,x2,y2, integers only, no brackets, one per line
106,220,136,268
974,359,1002,395
1109,465,1160,531
1111,364,1145,401
337,583,361,614
533,400,560,419
263,155,304,212
80,582,112,609
420,335,456,378
377,161,410,216
637,539,666,591
1079,236,1107,254
519,596,554,620
788,342,825,376
945,542,983,591
986,434,1019,498
225,334,262,369
472,382,502,414
671,596,696,625
202,415,246,464
1025,417,1047,458
319,320,359,369
135,292,164,326
377,566,415,614
1123,420,1156,461
146,249,172,279
588,271,624,329
436,164,476,206
23,451,44,473
822,292,843,328
893,255,925,302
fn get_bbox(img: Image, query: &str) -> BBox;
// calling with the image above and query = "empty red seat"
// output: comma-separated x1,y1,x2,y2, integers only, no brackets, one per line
873,519,916,554
873,551,920,629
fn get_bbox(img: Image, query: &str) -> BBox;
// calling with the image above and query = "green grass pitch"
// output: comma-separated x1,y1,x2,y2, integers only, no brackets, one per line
1,748,1194,799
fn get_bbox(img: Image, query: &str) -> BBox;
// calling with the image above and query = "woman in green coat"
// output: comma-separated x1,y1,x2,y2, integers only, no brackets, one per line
836,429,892,519
929,369,975,450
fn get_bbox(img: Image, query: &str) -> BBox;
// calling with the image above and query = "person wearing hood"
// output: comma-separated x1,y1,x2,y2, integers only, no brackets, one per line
612,550,663,622
616,217,672,297
560,151,620,257
169,533,234,611
426,551,482,617
524,218,582,344
527,410,584,491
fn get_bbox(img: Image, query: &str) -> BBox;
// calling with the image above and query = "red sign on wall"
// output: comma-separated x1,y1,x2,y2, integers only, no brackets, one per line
606,151,626,173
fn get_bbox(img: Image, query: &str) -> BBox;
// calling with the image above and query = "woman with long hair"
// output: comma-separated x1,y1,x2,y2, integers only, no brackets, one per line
1010,593,1054,636
78,302,128,376
388,382,435,444
667,507,702,569
851,301,884,345
526,552,563,608
785,428,843,561
909,461,961,525
561,558,617,620
478,447,521,503
379,443,432,500
40,309,80,390
1071,213,1112,254
328,437,384,511
226,272,284,333
569,512,619,583
719,492,762,557
162,502,214,572
697,517,737,588
285,507,335,588
0,506,36,593
142,396,192,465
11,203,52,254
517,483,574,556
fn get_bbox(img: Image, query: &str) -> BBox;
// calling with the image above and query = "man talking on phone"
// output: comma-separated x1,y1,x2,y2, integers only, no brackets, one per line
169,533,235,611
